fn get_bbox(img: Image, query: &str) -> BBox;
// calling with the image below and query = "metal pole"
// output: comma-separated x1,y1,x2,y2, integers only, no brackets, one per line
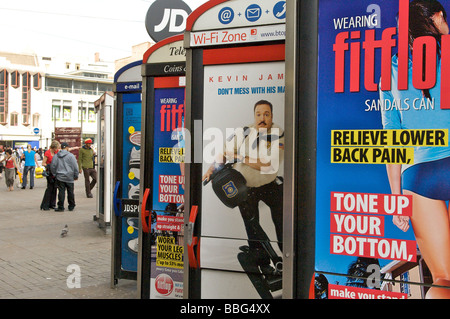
80,100,84,145
53,107,56,139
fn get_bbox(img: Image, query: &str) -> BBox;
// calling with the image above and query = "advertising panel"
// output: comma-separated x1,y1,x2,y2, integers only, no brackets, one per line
121,96,142,272
122,99,142,199
188,0,286,31
189,24,285,46
184,0,287,299
150,84,185,299
316,0,450,299
138,35,186,299
54,127,81,158
111,61,142,284
200,60,285,298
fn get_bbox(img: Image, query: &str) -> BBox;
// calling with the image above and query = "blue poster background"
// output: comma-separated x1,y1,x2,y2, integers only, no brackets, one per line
121,95,141,272
122,97,142,198
316,0,418,287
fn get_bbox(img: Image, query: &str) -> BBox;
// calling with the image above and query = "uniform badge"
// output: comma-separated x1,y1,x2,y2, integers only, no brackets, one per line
222,181,238,198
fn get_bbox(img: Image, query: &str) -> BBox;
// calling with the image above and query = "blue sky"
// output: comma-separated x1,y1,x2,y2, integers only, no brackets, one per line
0,0,208,61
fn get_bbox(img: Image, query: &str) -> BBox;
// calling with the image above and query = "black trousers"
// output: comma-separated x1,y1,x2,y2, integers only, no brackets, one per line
238,180,283,265
82,168,97,196
56,180,75,210
40,175,57,209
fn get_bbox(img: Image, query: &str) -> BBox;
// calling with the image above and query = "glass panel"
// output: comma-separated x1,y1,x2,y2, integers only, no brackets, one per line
0,70,7,123
63,106,71,120
10,113,17,126
22,73,30,86
32,114,40,127
52,105,61,120
33,73,41,90
73,81,96,95
46,78,72,93
98,83,112,93
88,108,96,122
11,71,19,88
78,107,87,121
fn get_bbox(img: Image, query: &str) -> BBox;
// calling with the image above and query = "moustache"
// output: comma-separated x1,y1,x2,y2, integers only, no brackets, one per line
258,121,267,126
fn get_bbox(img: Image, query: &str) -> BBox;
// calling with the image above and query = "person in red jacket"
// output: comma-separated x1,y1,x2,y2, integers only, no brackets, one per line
2,149,19,191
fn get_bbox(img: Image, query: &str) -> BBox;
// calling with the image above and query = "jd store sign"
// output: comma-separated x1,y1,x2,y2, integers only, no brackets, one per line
145,0,193,42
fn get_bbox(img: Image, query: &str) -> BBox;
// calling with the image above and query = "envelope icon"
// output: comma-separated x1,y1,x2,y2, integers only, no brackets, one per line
246,7,261,20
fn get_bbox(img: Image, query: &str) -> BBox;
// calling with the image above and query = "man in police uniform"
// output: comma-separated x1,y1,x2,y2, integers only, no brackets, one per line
202,100,284,275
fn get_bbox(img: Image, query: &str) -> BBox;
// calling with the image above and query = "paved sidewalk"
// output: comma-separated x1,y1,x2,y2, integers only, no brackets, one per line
0,175,137,299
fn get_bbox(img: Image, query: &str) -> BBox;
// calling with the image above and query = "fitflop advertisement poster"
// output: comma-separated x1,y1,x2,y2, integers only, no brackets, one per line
150,85,185,299
316,0,450,299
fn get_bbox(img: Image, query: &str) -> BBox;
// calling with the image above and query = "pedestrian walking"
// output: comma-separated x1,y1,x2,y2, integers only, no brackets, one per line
2,149,19,191
17,147,23,163
50,142,79,212
40,140,60,211
78,138,97,198
0,148,5,179
21,144,39,189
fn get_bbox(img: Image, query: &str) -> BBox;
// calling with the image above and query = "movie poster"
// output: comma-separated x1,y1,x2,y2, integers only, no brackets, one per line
316,0,450,299
200,61,285,298
150,86,185,299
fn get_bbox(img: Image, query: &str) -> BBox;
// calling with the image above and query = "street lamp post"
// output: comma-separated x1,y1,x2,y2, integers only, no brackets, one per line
80,100,84,146
53,107,56,139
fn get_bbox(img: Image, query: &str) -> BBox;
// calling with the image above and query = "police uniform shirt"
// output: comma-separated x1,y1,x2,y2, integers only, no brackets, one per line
225,124,284,188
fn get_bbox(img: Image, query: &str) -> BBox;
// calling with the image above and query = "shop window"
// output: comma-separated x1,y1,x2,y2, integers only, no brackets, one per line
52,100,61,120
78,106,86,122
63,100,72,121
88,107,96,122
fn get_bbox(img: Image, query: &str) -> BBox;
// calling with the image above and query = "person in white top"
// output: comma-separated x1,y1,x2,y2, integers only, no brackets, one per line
203,100,284,274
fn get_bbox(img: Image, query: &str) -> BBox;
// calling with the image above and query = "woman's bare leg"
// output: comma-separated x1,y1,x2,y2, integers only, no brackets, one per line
405,190,450,298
